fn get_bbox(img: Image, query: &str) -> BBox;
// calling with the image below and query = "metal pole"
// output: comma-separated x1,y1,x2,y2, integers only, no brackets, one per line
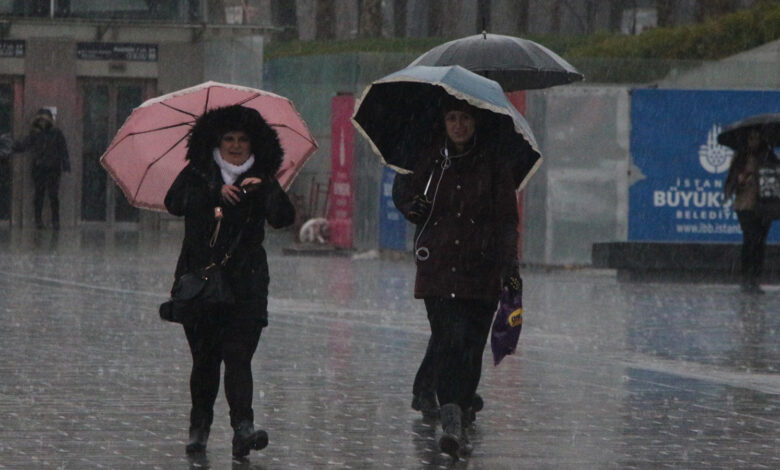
50,0,55,18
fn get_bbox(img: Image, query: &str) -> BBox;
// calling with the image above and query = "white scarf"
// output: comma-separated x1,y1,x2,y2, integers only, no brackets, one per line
213,148,255,185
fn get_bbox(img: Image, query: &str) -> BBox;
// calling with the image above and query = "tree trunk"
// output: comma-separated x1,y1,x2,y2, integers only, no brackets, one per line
427,0,446,37
394,0,407,37
516,0,530,34
358,0,382,38
208,0,226,23
315,0,335,39
697,0,739,21
476,0,491,32
656,0,674,27
584,0,597,34
608,0,622,32
271,0,298,40
550,0,562,34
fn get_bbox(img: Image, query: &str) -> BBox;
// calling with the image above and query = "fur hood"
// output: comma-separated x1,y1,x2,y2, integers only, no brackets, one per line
186,105,283,176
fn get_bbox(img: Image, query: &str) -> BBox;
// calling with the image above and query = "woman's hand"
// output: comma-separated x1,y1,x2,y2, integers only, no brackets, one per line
220,184,242,205
221,177,264,205
241,177,263,187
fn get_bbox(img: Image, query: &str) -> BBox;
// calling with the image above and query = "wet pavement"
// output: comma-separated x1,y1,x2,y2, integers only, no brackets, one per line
2,228,780,469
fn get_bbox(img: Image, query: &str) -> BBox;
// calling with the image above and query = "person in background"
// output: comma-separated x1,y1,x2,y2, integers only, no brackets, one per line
15,108,70,230
164,105,295,459
724,128,779,294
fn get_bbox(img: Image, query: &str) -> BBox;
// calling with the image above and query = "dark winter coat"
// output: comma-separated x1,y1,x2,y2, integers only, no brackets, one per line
16,126,70,177
724,146,779,211
164,106,295,326
393,142,518,300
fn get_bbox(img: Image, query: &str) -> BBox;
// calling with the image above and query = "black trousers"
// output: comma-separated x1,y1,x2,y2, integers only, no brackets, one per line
421,297,496,410
33,170,60,226
737,210,772,284
184,311,264,429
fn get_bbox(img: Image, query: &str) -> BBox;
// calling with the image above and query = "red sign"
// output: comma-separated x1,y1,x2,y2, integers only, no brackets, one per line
327,94,355,248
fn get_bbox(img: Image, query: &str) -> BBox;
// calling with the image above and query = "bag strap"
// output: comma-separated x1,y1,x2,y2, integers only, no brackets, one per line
205,206,250,268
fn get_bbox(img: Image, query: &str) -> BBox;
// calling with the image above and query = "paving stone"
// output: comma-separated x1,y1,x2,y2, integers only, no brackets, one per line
0,229,779,468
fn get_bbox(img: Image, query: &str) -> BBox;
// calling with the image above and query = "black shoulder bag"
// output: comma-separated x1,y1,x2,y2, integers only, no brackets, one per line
159,207,246,324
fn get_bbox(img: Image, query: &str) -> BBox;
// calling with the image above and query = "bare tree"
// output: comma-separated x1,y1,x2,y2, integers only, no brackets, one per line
696,0,739,21
315,0,335,39
656,0,675,27
358,0,382,38
608,0,622,32
476,0,491,32
516,0,530,34
428,0,446,36
271,0,297,40
583,0,597,34
207,0,226,23
550,0,562,33
394,0,407,37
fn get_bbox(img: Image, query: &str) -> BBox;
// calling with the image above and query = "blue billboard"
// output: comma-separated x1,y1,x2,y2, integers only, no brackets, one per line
629,89,780,242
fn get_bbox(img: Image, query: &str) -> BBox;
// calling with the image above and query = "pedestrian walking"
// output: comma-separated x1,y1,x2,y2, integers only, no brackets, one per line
724,128,779,294
14,108,70,229
392,95,523,459
163,105,295,458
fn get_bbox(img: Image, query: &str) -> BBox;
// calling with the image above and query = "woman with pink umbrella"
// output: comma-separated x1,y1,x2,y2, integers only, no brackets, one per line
164,105,295,459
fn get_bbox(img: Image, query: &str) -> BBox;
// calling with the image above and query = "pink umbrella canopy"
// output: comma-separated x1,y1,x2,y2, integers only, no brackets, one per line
100,81,318,211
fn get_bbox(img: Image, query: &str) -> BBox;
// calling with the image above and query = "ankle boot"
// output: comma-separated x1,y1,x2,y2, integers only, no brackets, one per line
185,424,210,454
460,422,473,455
412,393,440,420
232,421,268,458
438,403,463,459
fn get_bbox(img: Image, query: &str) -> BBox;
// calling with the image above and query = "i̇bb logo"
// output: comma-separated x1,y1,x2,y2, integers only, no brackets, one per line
699,124,733,174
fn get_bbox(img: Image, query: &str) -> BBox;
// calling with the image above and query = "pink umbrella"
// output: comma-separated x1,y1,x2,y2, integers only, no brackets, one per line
100,81,318,211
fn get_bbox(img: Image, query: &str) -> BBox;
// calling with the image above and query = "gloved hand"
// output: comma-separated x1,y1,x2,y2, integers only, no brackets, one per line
407,194,432,224
501,259,522,292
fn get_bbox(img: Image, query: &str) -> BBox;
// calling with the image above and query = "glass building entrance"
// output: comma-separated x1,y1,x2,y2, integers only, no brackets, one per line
80,79,154,224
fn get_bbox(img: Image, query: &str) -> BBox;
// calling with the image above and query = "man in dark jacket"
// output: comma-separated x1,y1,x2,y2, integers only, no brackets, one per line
393,97,520,459
16,108,70,229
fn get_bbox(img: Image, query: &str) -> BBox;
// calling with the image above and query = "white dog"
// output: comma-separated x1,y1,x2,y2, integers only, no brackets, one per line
299,217,330,244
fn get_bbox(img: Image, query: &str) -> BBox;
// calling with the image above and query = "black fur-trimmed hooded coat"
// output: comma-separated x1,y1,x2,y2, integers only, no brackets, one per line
164,105,295,325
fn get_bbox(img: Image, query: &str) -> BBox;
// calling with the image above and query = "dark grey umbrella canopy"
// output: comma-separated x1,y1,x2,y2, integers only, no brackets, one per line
409,32,584,91
352,65,542,190
717,113,780,150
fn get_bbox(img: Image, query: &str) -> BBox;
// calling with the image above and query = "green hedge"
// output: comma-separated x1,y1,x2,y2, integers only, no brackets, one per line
264,34,599,61
568,1,780,60
264,2,780,84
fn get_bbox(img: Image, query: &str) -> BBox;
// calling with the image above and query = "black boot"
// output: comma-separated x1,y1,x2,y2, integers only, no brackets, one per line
185,425,210,454
460,422,473,455
232,421,268,459
463,393,484,426
412,393,439,420
438,403,463,459
186,409,212,454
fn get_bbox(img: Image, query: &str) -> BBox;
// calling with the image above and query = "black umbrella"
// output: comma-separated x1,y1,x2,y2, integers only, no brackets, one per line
409,32,584,91
352,65,542,190
717,113,780,150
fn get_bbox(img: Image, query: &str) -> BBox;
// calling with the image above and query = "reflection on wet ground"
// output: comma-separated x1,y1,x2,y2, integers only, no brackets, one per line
1,228,780,469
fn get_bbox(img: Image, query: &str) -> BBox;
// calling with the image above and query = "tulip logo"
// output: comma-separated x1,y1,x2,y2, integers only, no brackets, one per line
699,124,733,174
508,308,523,328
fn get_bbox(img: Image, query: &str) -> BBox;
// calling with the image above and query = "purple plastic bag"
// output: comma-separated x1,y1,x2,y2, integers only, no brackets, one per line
491,276,523,366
